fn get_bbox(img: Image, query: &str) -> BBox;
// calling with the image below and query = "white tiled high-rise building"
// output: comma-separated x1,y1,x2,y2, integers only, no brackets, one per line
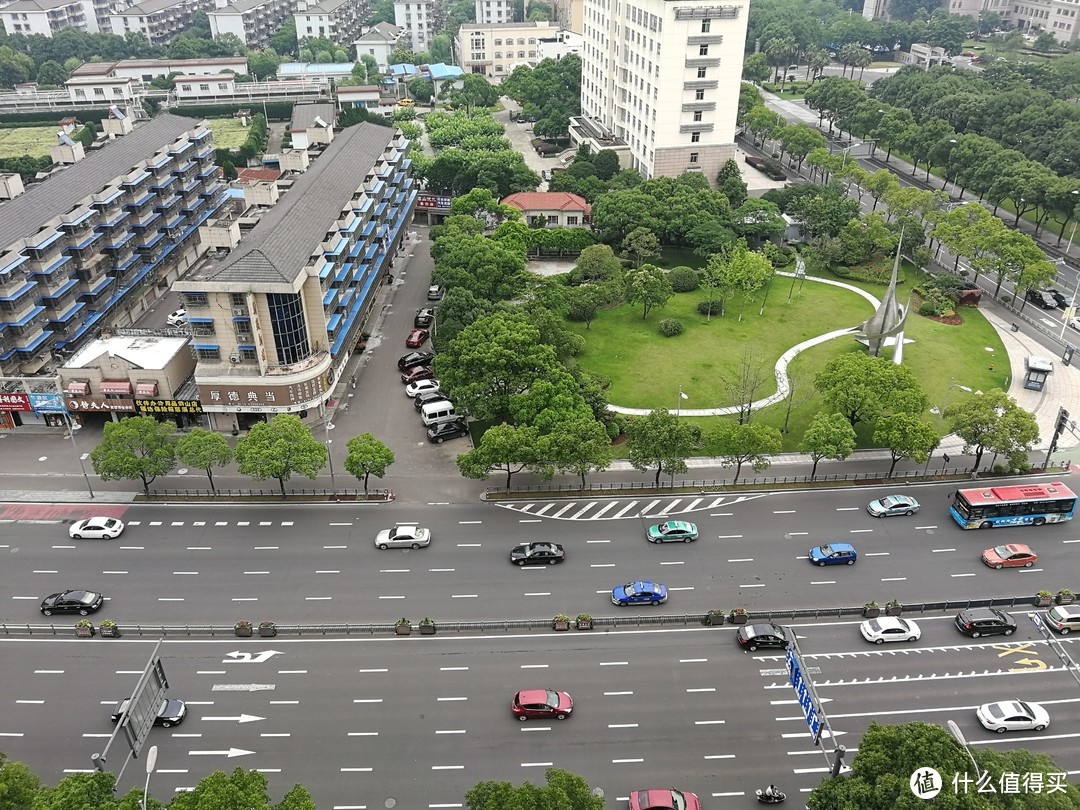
574,0,749,182
474,0,512,24
394,0,436,51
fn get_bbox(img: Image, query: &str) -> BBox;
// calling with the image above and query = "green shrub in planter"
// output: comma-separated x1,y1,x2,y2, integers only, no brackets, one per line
668,267,700,292
659,318,684,337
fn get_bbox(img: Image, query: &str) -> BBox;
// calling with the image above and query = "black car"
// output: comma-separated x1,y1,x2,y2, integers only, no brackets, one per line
414,390,450,411
398,351,435,370
1026,289,1058,309
954,607,1016,638
426,418,469,444
415,308,435,327
511,541,566,566
736,623,789,652
40,589,104,616
111,697,187,727
1049,289,1080,310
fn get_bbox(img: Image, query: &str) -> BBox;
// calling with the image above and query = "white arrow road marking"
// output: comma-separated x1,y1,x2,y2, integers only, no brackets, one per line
188,748,256,758
223,650,283,664
211,684,276,692
201,715,265,723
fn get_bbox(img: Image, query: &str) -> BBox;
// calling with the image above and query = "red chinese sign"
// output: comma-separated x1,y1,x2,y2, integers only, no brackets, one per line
0,393,31,412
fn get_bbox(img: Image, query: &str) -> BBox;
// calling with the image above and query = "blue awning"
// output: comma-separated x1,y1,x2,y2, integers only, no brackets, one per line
327,313,342,332
85,276,114,296
187,317,214,323
4,305,43,327
98,211,130,230
63,209,95,227
0,280,36,302
193,344,219,351
67,232,102,251
0,255,28,278
28,231,64,251
14,329,51,353
40,278,79,301
106,232,136,251
94,188,124,206
128,191,154,209
323,288,337,306
49,301,85,324
232,315,250,322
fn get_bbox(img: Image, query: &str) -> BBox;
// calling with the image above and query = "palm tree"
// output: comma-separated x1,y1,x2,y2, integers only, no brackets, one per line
855,49,873,81
807,48,830,81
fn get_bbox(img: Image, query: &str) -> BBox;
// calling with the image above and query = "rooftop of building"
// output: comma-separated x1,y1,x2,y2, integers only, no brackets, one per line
2,0,83,12
71,57,248,77
388,63,420,77
0,114,203,255
65,75,135,85
502,191,590,212
112,0,203,16
336,85,381,95
63,334,189,370
278,62,356,76
177,122,396,288
210,0,279,13
171,74,237,83
355,21,402,42
458,20,557,30
290,101,336,131
235,167,283,184
427,62,463,80
298,0,353,14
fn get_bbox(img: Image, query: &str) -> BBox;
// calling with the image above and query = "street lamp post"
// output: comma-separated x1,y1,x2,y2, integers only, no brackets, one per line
676,385,688,417
839,142,861,172
64,412,94,498
1064,190,1080,254
1058,262,1080,341
323,416,337,494
947,720,983,782
933,379,973,425
141,744,158,810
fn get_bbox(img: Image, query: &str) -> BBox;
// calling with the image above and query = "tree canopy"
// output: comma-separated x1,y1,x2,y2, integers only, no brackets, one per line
234,414,327,497
89,415,176,495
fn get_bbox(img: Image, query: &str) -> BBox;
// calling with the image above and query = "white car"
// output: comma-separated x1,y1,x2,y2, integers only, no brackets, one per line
375,525,431,550
69,517,125,539
167,309,187,327
976,700,1049,733
1045,605,1080,634
406,379,440,398
859,616,921,644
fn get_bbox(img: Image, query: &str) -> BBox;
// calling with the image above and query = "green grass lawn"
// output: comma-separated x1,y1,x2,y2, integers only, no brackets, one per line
0,126,56,159
570,273,1010,454
206,119,252,150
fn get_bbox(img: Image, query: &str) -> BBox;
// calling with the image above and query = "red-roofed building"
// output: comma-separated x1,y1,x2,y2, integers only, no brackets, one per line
235,167,283,184
501,191,591,229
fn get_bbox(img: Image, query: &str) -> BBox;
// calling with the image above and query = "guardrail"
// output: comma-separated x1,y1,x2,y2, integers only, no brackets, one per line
144,488,393,501
483,466,1037,497
1,594,1055,638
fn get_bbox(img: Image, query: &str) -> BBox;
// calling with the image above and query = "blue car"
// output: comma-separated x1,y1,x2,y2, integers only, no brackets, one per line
808,543,857,566
612,581,668,606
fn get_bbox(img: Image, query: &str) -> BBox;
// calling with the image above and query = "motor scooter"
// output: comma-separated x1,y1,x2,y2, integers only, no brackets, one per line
756,787,786,804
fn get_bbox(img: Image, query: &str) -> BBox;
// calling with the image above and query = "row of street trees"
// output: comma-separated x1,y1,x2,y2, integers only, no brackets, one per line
804,75,1080,243
88,415,394,497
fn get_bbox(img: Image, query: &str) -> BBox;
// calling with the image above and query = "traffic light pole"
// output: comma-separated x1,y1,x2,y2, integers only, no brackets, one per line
1044,406,1071,471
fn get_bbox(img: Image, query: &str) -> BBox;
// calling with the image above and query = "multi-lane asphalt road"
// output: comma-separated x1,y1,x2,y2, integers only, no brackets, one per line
0,477,1074,627
2,613,1079,808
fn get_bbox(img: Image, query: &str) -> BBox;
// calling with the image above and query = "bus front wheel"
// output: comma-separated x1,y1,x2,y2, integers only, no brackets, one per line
979,522,993,529
1033,517,1046,526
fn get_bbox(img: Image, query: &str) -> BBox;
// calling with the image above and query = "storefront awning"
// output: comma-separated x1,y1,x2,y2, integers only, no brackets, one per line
99,380,133,395
135,382,158,397
65,380,89,396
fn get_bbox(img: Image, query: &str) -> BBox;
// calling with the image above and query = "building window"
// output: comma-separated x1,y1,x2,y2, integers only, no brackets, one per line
199,83,209,91
230,293,246,307
494,38,501,44
693,110,702,121
691,131,700,142
528,50,535,57
701,19,710,32
697,67,707,79
566,216,579,225
266,292,310,364
695,88,705,100
698,44,708,56
495,51,502,57
239,347,258,361
689,152,699,163
196,347,220,360
518,51,525,57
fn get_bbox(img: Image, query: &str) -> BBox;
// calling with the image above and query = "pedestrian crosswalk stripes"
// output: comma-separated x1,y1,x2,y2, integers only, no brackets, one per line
494,493,770,521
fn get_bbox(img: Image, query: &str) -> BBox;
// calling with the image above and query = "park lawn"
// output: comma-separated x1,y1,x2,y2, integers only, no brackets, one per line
574,274,1010,456
0,126,56,159
568,279,875,412
206,118,251,150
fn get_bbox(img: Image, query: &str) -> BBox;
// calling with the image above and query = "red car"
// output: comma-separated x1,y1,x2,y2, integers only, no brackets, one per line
511,689,573,721
981,543,1037,569
629,789,700,810
405,328,430,348
400,365,434,384
961,50,974,56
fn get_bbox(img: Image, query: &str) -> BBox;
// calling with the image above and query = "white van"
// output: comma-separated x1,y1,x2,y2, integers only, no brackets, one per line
421,400,458,426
